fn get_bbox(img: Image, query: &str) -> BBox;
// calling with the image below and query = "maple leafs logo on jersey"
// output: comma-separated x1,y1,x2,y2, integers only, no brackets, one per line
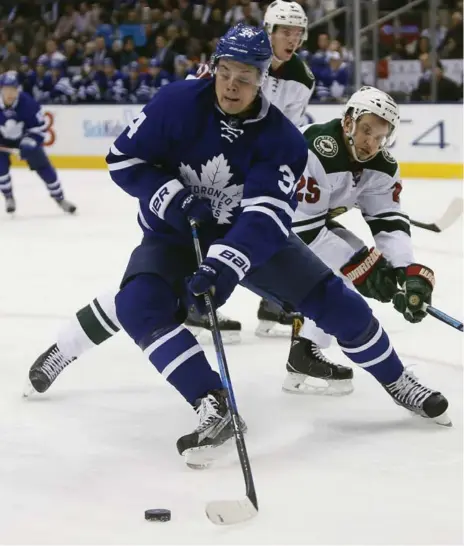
0,119,25,141
179,154,243,224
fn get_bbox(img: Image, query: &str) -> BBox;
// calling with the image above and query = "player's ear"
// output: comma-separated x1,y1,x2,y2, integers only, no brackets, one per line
342,113,352,134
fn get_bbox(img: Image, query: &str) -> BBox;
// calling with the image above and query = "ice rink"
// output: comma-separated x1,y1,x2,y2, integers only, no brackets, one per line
0,169,462,545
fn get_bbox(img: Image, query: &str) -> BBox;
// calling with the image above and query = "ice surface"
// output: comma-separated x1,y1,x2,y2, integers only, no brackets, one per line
0,170,462,545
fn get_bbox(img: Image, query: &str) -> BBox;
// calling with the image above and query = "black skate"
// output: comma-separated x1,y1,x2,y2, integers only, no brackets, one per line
55,198,77,214
185,306,241,344
255,298,295,338
5,196,16,214
283,334,354,395
383,370,451,426
24,344,75,396
176,389,246,469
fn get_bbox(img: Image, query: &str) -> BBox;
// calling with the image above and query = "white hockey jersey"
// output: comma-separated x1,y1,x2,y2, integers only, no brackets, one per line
293,118,414,269
192,54,314,127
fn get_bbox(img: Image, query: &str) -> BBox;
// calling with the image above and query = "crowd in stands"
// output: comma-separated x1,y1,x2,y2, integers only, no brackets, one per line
0,0,462,104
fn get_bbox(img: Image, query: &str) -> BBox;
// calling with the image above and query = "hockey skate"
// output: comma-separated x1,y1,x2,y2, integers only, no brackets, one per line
255,298,295,337
55,198,77,214
24,344,75,397
185,306,241,344
383,370,451,426
283,334,354,395
176,389,246,469
5,196,16,214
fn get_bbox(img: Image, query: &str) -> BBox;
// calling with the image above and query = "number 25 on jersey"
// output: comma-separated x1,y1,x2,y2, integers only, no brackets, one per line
296,175,321,204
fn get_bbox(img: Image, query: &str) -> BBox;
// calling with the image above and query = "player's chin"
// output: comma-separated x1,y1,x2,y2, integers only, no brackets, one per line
220,97,243,114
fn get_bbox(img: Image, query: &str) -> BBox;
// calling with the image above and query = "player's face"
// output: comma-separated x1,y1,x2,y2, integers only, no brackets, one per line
344,113,391,161
271,25,304,62
215,60,260,115
1,86,19,106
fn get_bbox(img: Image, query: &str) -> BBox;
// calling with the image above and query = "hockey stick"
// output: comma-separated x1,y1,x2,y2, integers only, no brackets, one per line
422,302,463,332
0,146,20,156
189,219,258,526
410,197,463,233
396,291,462,332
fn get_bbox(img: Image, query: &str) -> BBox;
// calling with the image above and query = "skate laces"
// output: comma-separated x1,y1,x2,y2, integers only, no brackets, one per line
310,343,334,365
196,394,224,433
40,346,71,381
387,370,433,408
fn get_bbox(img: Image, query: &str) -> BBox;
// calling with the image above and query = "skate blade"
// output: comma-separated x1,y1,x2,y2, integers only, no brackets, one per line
22,379,38,398
255,320,291,338
431,411,452,427
282,373,354,396
183,438,236,469
186,325,241,345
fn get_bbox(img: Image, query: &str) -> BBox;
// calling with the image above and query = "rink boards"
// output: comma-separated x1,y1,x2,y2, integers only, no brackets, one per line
10,102,464,179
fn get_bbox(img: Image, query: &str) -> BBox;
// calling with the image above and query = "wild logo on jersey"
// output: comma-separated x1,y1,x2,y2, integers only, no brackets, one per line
179,154,243,224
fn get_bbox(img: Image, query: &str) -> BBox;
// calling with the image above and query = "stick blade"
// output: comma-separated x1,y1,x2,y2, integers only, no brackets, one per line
206,497,258,525
436,197,463,231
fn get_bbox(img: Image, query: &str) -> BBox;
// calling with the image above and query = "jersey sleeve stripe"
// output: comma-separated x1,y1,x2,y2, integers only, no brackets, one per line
242,205,289,237
241,196,295,218
107,157,146,171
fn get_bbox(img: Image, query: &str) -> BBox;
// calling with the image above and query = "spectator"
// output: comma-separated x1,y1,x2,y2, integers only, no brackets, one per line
74,2,97,37
110,39,123,69
411,60,462,101
93,35,109,66
44,39,66,63
313,33,331,61
2,42,21,71
53,3,76,41
64,39,83,75
153,34,176,75
120,36,139,69
440,11,463,58
315,51,349,102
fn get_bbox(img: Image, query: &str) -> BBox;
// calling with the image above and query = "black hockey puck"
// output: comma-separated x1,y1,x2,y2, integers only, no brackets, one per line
144,509,171,522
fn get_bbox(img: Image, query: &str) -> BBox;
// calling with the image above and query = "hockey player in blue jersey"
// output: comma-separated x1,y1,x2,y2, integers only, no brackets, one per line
0,71,77,215
28,24,450,463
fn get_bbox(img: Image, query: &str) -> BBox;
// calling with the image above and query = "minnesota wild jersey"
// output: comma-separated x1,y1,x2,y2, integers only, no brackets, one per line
293,118,414,268
263,54,314,126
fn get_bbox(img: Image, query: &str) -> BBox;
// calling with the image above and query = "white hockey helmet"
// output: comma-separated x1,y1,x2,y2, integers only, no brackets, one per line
264,0,308,45
342,86,400,148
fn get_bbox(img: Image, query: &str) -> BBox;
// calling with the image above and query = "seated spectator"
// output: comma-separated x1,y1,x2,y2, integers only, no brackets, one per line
314,51,349,102
64,39,84,76
73,59,101,103
120,36,139,69
440,11,463,58
411,60,462,101
96,57,129,103
1,42,21,71
53,3,77,42
93,35,109,66
49,58,75,104
44,39,66,64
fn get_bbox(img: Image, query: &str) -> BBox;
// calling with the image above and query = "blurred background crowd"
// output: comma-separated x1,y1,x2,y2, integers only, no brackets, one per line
0,0,462,105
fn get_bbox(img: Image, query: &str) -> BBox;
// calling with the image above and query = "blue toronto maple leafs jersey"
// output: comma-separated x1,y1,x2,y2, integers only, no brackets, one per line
0,91,47,147
106,78,308,268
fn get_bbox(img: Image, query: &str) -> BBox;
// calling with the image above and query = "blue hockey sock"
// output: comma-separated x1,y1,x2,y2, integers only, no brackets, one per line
299,275,404,384
116,274,223,405
140,324,223,404
0,173,13,198
36,166,64,200
338,318,403,384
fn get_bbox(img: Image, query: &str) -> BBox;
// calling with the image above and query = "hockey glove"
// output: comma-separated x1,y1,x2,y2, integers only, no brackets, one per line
19,137,38,160
341,246,398,302
393,264,435,323
187,242,250,314
163,188,213,236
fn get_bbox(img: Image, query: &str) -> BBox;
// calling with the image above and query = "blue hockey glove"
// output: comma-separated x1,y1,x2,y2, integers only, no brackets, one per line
151,180,213,236
19,137,38,160
187,243,251,314
393,264,435,323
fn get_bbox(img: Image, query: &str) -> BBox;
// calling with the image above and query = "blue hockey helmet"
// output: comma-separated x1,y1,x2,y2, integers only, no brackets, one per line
0,71,20,88
212,24,272,83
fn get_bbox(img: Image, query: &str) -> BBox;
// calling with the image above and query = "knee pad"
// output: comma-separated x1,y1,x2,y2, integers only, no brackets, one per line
115,274,181,343
299,274,374,344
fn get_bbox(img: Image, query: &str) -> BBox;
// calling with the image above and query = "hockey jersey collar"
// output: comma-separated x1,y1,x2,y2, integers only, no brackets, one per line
214,91,271,125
